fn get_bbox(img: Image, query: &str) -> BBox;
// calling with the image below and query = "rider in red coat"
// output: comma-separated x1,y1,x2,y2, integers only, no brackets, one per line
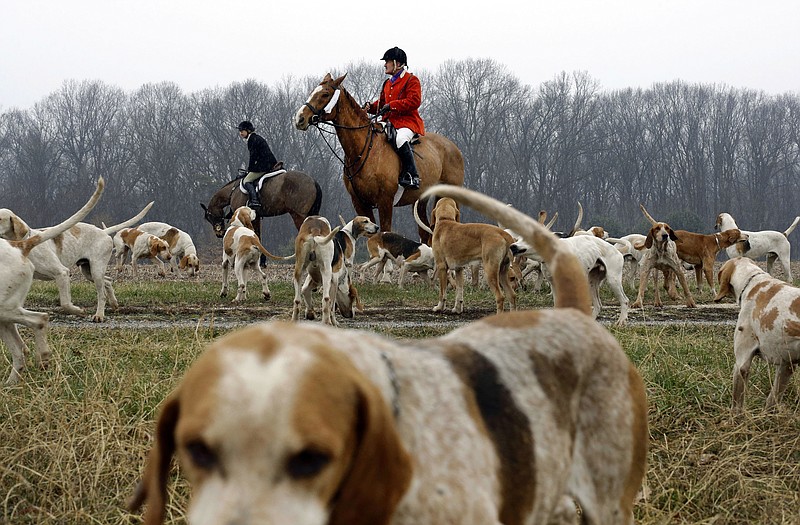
365,47,423,189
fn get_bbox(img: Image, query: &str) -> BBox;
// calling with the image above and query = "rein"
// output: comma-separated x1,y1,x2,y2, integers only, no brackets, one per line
306,87,383,207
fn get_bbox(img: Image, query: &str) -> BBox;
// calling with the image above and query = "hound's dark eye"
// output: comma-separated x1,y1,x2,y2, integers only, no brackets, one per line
186,440,218,470
286,449,331,479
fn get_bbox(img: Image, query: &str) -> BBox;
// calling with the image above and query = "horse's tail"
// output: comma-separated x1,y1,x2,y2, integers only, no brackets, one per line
308,180,323,217
102,201,154,235
421,185,591,315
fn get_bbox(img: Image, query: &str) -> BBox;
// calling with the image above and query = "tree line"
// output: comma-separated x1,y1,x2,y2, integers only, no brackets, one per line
1,58,798,254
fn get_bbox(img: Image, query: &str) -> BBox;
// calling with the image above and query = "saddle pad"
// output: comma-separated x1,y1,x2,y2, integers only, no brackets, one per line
238,169,287,193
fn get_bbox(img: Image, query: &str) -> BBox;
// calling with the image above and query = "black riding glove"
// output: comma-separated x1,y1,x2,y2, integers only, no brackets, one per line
379,104,391,116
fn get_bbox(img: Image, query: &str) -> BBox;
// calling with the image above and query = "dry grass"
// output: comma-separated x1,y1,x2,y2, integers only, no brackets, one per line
1,274,799,524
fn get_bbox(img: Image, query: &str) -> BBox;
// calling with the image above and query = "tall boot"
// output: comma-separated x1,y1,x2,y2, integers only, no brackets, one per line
243,181,262,209
397,142,421,189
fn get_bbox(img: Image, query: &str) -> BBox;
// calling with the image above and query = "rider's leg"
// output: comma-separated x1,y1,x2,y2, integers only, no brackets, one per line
395,128,420,189
243,171,265,208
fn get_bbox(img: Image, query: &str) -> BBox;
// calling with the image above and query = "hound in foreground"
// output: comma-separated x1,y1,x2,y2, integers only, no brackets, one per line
129,185,647,525
0,201,152,322
715,212,800,281
714,257,800,413
0,178,104,385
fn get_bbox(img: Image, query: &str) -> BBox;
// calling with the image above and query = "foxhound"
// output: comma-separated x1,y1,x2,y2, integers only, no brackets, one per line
360,231,434,288
0,178,104,385
291,216,342,325
129,185,647,525
137,222,201,276
414,198,516,314
631,205,697,309
0,201,152,322
714,257,800,413
715,212,800,281
117,227,172,277
221,206,289,302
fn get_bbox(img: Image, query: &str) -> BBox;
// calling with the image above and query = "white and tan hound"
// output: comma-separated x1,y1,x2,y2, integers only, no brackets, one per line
137,222,201,276
291,216,341,325
632,204,697,309
129,185,648,525
714,257,800,413
0,178,104,385
117,227,172,277
715,212,800,281
0,201,152,322
221,206,289,302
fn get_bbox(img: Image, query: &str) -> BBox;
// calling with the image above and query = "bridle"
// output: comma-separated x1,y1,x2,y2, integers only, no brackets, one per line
304,84,382,185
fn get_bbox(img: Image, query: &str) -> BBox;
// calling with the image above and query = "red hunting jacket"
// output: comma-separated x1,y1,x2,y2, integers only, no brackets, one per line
367,71,425,135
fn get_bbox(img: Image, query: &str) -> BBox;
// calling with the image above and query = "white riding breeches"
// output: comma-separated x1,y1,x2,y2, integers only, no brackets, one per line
394,127,414,149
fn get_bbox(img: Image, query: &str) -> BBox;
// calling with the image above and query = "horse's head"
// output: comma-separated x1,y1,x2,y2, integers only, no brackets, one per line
294,73,349,130
200,203,228,238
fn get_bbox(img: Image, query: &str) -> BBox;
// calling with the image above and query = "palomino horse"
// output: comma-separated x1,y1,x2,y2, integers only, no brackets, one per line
294,73,464,243
201,171,322,238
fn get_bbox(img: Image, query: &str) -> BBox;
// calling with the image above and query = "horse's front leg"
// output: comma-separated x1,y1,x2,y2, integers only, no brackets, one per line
350,195,377,227
376,200,393,234
254,217,266,267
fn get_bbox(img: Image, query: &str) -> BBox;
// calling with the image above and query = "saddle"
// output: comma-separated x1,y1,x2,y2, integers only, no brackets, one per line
237,162,287,194
381,122,421,150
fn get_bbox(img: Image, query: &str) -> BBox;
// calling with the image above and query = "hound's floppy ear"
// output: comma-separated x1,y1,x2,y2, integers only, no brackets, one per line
179,256,188,270
668,226,679,242
713,262,736,302
239,211,254,230
644,230,654,249
150,240,161,258
128,394,180,525
329,374,412,525
10,215,29,240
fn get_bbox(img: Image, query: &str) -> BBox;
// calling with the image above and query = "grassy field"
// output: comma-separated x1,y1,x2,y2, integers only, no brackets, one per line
1,269,799,524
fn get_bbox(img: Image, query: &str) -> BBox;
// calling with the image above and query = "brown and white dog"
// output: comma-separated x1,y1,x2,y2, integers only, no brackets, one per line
715,212,800,281
0,201,152,322
329,215,379,318
221,206,289,302
137,222,201,277
128,185,648,525
714,257,800,413
414,198,516,314
666,227,748,294
116,227,172,277
0,178,104,385
291,216,342,325
631,205,697,309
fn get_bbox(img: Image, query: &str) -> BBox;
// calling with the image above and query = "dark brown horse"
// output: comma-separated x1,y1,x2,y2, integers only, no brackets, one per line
201,171,322,238
294,73,464,243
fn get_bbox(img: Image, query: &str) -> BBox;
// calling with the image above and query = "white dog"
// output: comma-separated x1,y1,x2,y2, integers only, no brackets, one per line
137,222,200,276
0,201,152,322
715,212,800,281
714,257,800,413
1,179,104,384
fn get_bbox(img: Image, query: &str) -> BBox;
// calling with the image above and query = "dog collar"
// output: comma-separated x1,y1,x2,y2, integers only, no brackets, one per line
737,273,759,305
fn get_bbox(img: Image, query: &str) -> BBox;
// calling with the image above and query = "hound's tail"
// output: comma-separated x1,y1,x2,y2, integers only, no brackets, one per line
256,239,295,261
102,201,154,235
412,200,434,235
14,178,105,257
421,185,591,314
783,216,800,237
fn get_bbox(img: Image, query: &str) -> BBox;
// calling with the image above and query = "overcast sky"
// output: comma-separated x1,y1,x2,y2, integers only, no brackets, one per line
2,0,798,110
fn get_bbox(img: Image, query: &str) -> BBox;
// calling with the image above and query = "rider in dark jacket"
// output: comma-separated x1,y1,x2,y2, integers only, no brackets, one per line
238,120,279,209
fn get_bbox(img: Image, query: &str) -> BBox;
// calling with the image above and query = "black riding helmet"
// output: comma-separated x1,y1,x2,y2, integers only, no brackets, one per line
237,120,255,132
381,47,407,66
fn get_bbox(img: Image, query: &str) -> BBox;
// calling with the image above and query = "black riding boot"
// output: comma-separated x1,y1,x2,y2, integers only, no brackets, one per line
243,181,262,209
397,142,421,189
